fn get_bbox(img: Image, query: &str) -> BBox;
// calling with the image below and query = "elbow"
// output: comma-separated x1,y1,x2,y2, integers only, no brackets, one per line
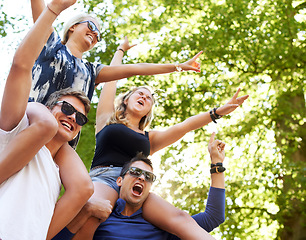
215,207,225,226
27,102,59,140
214,214,225,228
172,208,194,225
61,180,93,219
87,181,95,198
11,56,33,75
220,214,225,224
207,215,225,232
78,179,94,203
34,117,58,138
67,178,94,207
30,114,58,142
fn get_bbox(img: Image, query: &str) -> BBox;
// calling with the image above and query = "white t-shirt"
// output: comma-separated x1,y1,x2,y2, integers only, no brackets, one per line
0,115,61,240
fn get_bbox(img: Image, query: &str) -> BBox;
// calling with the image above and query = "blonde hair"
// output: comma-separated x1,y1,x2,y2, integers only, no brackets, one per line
62,13,101,45
107,86,155,131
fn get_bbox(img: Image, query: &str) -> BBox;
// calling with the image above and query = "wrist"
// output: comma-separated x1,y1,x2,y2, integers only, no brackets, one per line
210,162,223,168
210,166,226,174
117,48,125,54
174,63,183,72
84,202,95,217
210,162,226,174
209,107,222,124
47,4,60,16
211,157,224,165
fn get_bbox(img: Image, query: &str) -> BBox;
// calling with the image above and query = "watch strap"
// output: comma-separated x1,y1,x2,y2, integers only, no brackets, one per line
210,166,226,174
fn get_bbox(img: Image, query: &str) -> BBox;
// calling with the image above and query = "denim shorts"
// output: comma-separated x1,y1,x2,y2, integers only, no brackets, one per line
89,166,122,194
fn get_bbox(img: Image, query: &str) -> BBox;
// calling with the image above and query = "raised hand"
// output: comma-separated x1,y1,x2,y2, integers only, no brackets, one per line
118,36,137,52
216,88,249,116
180,51,203,72
47,0,77,16
208,132,225,164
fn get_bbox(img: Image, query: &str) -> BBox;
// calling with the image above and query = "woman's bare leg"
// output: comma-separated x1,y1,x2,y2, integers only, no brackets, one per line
143,192,215,240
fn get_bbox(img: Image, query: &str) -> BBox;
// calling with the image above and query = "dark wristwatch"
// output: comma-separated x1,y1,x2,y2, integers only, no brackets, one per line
210,166,226,174
211,162,223,168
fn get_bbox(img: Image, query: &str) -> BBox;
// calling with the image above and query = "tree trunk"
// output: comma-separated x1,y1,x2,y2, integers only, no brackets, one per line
274,88,306,240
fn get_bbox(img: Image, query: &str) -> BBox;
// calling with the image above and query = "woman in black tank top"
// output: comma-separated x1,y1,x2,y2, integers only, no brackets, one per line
69,45,249,239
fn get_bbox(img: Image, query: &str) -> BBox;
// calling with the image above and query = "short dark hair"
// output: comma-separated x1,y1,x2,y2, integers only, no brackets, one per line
120,152,154,177
45,87,91,114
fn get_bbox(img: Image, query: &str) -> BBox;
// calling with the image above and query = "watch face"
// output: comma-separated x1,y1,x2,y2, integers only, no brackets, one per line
210,166,226,174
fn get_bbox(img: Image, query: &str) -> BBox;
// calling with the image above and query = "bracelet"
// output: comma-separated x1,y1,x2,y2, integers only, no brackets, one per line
47,4,59,16
210,110,217,123
210,166,226,174
117,48,125,53
213,108,222,119
211,162,223,168
209,107,222,123
174,63,183,72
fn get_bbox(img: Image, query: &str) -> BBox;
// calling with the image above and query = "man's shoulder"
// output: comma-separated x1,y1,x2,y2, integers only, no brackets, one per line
0,114,28,144
97,201,171,240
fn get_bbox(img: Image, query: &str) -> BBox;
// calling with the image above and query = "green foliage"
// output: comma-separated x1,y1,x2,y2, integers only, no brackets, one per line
75,0,306,239
2,0,304,238
0,1,11,37
76,101,97,170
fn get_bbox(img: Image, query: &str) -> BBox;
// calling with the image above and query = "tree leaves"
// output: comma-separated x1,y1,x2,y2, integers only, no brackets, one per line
77,0,306,238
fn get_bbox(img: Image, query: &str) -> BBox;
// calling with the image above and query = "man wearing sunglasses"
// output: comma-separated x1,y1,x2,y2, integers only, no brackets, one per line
54,133,225,240
0,1,94,239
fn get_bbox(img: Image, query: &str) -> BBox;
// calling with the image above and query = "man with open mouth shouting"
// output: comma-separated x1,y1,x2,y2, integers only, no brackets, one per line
54,132,226,240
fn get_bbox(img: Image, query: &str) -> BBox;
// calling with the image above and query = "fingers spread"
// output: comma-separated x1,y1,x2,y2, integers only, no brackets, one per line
192,51,203,60
228,104,239,108
232,88,241,100
240,95,249,101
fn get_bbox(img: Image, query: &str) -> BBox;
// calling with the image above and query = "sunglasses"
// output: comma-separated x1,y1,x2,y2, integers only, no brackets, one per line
77,20,101,42
124,167,156,183
56,101,88,126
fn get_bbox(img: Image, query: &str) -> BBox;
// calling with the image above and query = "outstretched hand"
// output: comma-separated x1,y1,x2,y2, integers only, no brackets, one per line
119,36,137,52
208,132,225,164
216,88,249,116
180,51,202,72
48,0,77,15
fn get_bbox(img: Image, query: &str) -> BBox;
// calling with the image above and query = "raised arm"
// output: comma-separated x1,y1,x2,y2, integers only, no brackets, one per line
30,0,58,43
0,103,58,184
149,88,249,154
0,0,74,132
189,132,226,234
47,143,94,239
31,0,45,22
208,132,225,189
95,37,136,133
95,51,202,85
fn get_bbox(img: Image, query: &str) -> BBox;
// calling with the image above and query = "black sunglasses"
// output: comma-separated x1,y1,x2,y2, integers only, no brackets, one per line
56,101,88,126
124,167,156,183
77,20,101,42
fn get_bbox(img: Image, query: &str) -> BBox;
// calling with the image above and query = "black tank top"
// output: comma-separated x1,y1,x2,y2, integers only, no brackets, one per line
91,124,150,169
